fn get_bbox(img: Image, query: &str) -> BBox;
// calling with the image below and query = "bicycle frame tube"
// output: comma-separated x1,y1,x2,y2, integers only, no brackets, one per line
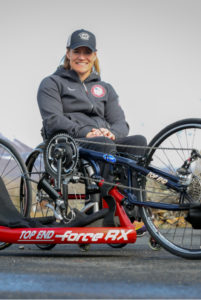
79,147,184,192
79,147,189,211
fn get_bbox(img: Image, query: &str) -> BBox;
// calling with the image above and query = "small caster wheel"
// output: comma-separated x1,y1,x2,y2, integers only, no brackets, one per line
108,243,127,249
79,244,90,252
36,244,56,250
149,237,161,251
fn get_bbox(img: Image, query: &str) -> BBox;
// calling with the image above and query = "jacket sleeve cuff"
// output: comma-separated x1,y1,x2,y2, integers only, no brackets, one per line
76,126,92,138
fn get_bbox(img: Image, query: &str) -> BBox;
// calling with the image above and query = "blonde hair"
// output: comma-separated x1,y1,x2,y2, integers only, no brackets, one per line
63,50,100,75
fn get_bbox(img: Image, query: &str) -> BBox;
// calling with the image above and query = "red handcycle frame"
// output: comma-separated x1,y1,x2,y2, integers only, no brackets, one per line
0,185,136,246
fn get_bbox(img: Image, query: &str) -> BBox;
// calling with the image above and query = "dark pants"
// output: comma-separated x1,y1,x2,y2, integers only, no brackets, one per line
80,135,147,154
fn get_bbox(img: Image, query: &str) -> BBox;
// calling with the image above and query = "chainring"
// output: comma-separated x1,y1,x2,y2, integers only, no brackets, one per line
44,132,79,178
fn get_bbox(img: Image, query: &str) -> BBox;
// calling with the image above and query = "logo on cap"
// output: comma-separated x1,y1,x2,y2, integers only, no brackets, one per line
91,85,106,98
79,32,90,40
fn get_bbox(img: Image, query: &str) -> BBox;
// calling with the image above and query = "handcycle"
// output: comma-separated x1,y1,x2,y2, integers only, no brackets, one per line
0,118,201,259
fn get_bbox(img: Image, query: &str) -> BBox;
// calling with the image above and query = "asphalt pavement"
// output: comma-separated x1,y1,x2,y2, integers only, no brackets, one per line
0,234,200,299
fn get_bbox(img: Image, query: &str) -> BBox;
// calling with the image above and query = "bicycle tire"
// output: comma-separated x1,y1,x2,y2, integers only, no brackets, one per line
25,146,99,250
0,138,32,250
25,146,53,219
140,118,201,259
35,244,56,250
26,146,58,250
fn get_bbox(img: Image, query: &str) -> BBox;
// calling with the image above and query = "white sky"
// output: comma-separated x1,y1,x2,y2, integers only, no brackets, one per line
0,0,201,148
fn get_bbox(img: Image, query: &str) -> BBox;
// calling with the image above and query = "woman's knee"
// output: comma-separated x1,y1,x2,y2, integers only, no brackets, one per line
117,135,147,156
132,135,147,146
131,135,147,155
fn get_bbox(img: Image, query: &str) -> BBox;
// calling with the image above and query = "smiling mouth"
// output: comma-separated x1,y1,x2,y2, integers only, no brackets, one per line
76,62,88,65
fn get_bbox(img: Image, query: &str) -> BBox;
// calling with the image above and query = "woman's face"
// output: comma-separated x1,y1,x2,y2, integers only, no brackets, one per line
67,47,96,81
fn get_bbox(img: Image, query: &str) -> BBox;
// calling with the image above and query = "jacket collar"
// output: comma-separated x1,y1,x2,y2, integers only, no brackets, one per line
53,67,101,83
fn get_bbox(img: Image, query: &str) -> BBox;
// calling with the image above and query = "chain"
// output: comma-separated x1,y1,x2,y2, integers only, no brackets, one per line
76,138,196,151
80,175,177,197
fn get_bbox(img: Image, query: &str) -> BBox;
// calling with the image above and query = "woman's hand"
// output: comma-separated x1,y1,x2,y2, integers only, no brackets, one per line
99,128,115,140
86,128,103,138
86,128,115,140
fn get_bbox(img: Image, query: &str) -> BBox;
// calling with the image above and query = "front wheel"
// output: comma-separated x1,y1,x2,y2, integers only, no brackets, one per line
140,118,201,259
25,146,58,250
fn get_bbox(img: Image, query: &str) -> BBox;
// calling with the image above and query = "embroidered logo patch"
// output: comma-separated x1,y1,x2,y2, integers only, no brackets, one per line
79,32,90,40
91,85,106,98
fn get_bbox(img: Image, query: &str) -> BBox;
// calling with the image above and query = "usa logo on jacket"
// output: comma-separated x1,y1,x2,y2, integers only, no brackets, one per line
91,85,106,98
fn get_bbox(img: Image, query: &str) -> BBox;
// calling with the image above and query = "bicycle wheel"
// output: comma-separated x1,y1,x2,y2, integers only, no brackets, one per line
140,118,201,259
26,145,57,250
26,146,97,250
26,144,55,219
26,145,91,219
0,138,32,249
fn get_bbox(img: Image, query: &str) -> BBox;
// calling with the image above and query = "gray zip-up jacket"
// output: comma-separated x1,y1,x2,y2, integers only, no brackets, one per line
37,67,129,139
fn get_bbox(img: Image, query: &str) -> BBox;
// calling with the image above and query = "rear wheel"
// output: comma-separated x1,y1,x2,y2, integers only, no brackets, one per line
0,138,31,250
140,118,201,258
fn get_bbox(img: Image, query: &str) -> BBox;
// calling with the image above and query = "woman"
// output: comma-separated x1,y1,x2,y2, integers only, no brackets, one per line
37,29,147,225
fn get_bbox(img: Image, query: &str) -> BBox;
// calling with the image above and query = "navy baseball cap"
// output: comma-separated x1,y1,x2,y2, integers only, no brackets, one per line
67,29,97,52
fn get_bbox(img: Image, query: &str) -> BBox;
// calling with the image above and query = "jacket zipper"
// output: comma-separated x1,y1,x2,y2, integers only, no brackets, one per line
82,82,88,93
82,82,94,112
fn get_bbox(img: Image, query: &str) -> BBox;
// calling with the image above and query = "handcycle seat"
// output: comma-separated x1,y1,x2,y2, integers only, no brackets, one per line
0,177,110,229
